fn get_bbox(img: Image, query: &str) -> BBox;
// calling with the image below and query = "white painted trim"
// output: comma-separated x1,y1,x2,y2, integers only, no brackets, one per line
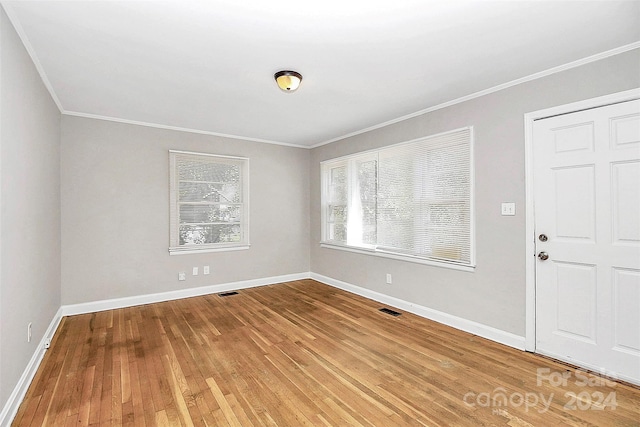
524,113,537,353
0,273,311,425
310,272,526,351
61,41,640,151
318,126,475,161
168,150,250,253
319,243,476,272
61,272,310,316
0,307,63,427
168,150,249,161
0,8,3,426
523,88,640,353
311,42,640,148
318,126,476,272
62,111,308,149
169,245,250,255
4,0,637,153
13,256,640,425
1,270,534,424
1,3,64,112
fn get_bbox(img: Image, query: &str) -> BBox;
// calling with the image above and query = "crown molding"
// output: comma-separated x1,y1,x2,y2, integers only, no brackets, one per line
62,111,309,149
4,0,638,150
310,41,640,149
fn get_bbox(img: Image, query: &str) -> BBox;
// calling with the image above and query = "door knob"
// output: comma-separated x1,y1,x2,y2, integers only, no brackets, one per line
538,251,549,261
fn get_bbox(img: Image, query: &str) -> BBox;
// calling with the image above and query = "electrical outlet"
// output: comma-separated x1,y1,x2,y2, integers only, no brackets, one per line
27,322,32,342
178,272,186,281
193,267,199,276
203,266,210,275
44,338,51,349
386,274,392,285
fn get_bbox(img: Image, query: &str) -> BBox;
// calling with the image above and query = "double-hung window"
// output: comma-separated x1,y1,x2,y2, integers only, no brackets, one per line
321,127,474,269
169,150,249,254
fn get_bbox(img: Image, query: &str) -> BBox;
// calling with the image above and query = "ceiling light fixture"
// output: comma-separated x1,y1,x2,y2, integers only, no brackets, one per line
274,70,302,93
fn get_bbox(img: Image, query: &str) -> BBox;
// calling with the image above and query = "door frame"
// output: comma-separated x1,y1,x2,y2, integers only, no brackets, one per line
523,87,640,352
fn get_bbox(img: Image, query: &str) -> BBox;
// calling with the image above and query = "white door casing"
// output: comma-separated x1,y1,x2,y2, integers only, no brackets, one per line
531,97,640,384
525,89,639,348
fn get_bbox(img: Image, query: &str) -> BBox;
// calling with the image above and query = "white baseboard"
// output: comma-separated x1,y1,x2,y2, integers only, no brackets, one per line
61,272,311,316
0,272,310,426
2,271,527,426
62,271,525,350
0,307,63,427
310,272,526,351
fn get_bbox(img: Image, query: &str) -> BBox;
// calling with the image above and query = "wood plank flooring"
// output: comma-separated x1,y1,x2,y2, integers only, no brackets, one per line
12,279,640,426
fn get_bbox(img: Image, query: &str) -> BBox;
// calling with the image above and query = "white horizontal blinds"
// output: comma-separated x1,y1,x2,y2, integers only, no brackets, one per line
354,157,377,246
324,156,378,246
377,128,471,263
377,143,419,254
326,163,348,243
324,162,349,243
320,127,473,267
170,152,247,250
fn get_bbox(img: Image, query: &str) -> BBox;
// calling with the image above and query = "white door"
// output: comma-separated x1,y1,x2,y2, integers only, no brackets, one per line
534,99,640,384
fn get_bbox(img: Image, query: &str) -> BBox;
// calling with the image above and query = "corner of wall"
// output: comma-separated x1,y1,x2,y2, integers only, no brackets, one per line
310,272,526,351
0,309,63,426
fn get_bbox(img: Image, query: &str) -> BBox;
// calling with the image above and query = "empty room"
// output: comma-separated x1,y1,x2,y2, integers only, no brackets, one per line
1,1,639,426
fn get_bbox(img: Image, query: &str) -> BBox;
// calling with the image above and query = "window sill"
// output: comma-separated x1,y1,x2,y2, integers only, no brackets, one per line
169,245,250,255
319,242,475,272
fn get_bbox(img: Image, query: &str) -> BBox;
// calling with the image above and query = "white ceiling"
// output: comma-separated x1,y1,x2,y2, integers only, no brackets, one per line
3,1,640,148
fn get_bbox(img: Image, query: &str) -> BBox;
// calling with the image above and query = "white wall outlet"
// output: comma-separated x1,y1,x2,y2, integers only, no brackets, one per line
386,273,392,285
27,322,32,342
178,272,186,281
501,202,516,216
192,267,198,276
44,338,51,349
203,265,210,275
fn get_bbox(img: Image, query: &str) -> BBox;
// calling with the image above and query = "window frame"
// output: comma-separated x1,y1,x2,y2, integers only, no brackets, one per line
320,127,475,271
169,150,250,255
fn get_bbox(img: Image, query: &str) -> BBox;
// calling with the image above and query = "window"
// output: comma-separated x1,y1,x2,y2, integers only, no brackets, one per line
321,127,474,269
169,150,249,254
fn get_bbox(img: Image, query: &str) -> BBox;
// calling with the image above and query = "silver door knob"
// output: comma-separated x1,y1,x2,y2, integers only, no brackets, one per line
538,251,549,261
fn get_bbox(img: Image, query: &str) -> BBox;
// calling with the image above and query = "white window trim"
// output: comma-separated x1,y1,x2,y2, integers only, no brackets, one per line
319,242,475,272
169,245,250,255
320,126,475,270
169,150,250,255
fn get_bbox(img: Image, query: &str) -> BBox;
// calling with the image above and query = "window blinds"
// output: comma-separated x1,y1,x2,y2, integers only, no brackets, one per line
321,127,473,267
327,163,348,242
169,151,249,253
377,128,472,264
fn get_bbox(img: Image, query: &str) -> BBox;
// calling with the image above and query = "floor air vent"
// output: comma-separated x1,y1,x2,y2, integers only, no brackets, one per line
379,308,401,317
218,291,239,297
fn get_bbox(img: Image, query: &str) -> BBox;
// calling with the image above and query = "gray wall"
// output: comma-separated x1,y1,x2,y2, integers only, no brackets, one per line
61,116,310,305
0,8,61,408
1,4,638,415
310,48,640,336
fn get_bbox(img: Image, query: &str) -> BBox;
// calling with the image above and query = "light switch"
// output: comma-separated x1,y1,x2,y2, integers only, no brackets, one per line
501,202,516,216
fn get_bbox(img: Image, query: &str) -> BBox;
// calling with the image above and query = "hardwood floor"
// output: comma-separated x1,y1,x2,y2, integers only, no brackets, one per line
12,279,640,426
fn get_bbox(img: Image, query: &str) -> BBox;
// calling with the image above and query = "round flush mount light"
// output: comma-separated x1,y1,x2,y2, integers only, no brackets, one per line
274,70,302,93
